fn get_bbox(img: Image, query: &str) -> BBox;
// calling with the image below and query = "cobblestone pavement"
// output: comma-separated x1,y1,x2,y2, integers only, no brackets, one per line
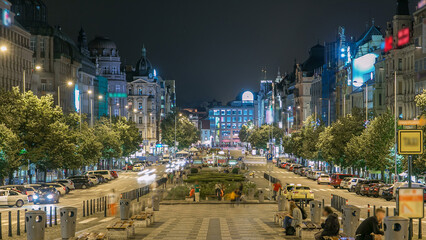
134,203,289,240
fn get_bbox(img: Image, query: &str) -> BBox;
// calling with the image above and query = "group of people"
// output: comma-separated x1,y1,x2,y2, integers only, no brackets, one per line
164,170,187,186
189,181,201,202
281,199,385,240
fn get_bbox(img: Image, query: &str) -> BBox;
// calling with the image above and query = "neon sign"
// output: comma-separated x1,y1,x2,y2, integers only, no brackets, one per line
418,0,426,9
2,9,11,27
384,36,394,52
398,28,410,47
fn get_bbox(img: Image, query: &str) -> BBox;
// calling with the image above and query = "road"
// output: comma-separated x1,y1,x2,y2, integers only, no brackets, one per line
244,156,426,237
0,164,165,235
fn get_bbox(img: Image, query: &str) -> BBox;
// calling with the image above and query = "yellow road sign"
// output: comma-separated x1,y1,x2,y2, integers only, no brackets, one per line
398,130,423,155
398,116,426,126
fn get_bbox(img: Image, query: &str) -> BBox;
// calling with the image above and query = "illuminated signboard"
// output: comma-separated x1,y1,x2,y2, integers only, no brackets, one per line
418,0,426,9
242,91,254,102
384,36,394,52
352,53,378,87
75,87,80,112
398,28,410,47
2,9,11,27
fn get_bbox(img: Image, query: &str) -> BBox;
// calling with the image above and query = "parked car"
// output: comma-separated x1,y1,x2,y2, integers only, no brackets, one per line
347,178,365,192
86,170,113,181
380,185,394,201
0,189,28,207
292,165,302,173
358,180,383,196
68,176,91,189
53,179,75,191
330,174,357,188
340,177,352,189
110,171,118,179
317,174,331,185
87,175,100,185
40,183,67,195
122,164,133,171
133,163,145,172
94,174,106,184
310,171,324,180
368,183,391,198
0,185,28,195
288,185,314,201
393,183,426,201
33,187,60,204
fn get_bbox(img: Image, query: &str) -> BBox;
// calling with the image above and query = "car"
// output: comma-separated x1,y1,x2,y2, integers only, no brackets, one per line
340,177,352,189
380,185,394,201
55,182,71,194
87,175,100,185
133,163,144,172
369,183,391,198
317,174,331,185
346,178,365,192
33,187,60,204
110,171,118,179
53,179,75,191
94,174,107,184
86,170,113,181
0,185,35,201
358,180,383,196
70,178,91,189
281,184,296,199
330,174,357,188
310,171,324,180
122,164,133,171
0,189,28,207
288,185,314,201
392,183,426,200
40,183,67,195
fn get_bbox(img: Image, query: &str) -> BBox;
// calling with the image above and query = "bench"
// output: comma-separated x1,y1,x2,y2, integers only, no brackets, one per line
106,220,135,240
323,237,347,240
273,212,287,226
131,212,154,227
72,232,106,240
295,222,322,239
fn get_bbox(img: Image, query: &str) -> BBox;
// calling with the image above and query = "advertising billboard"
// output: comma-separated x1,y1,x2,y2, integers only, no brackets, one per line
352,53,378,87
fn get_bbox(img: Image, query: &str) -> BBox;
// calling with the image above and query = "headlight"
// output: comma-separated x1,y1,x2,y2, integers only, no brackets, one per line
47,194,53,199
33,195,38,199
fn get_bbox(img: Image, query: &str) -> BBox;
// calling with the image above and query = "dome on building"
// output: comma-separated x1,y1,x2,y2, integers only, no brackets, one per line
135,45,153,77
88,36,118,57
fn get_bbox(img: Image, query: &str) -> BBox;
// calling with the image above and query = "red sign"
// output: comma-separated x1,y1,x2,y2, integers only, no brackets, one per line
398,28,410,46
384,36,394,52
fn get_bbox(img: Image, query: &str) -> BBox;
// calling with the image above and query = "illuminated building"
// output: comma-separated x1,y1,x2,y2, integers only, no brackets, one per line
413,2,426,117
0,0,32,91
89,36,127,117
208,91,258,147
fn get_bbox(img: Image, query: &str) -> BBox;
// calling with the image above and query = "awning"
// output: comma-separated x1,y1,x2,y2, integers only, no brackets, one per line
176,151,189,154
189,147,199,152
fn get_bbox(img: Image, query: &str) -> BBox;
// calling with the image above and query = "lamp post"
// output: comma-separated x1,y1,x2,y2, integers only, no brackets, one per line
174,113,182,159
394,71,398,182
22,65,42,94
78,90,93,131
58,81,73,107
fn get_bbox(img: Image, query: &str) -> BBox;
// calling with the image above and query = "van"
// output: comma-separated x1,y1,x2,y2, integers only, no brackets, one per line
330,174,356,188
86,170,113,181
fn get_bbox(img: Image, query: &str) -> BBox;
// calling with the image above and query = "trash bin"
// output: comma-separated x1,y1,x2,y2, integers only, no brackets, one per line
120,199,131,220
309,200,322,224
60,207,77,239
248,189,255,200
152,195,160,211
258,189,264,203
278,195,286,211
384,216,409,240
26,210,46,240
342,205,360,238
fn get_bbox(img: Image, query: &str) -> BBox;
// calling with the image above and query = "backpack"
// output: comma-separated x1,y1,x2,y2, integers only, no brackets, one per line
298,206,308,220
285,226,296,235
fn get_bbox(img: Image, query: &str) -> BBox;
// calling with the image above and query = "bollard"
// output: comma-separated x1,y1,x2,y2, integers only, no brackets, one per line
86,200,89,217
152,195,160,211
258,189,264,203
8,211,11,237
54,207,57,226
24,209,27,233
342,205,360,238
310,200,322,224
277,195,286,211
119,199,131,220
104,197,107,217
373,205,376,216
386,207,389,217
17,210,20,235
384,216,409,240
26,210,46,240
60,207,77,240
82,201,85,217
367,204,370,217
142,200,146,212
0,213,2,239
90,199,92,215
49,206,52,227
419,218,422,239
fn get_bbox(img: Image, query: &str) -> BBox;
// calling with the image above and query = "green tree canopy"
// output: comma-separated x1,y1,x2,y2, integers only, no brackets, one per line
160,113,199,149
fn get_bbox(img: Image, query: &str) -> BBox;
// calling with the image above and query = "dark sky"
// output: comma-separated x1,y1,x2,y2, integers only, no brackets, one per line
43,0,416,106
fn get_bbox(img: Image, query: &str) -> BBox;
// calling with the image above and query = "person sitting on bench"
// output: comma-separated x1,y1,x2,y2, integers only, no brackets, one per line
315,206,340,240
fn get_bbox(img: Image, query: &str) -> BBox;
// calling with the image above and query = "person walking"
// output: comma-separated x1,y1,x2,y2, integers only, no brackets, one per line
272,180,282,201
194,181,201,202
314,206,340,240
355,208,385,240
215,183,222,201
282,201,302,235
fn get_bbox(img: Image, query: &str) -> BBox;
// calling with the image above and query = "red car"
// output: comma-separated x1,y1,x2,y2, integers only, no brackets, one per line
122,165,133,170
330,174,357,188
110,171,118,179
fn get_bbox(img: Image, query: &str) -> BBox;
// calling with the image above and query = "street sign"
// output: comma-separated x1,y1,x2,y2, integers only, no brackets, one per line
266,153,273,161
398,116,426,126
259,149,264,155
398,188,424,219
398,130,423,155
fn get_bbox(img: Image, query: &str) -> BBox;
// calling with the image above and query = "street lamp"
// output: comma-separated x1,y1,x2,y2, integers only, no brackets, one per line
57,81,73,107
78,90,93,131
0,45,7,52
22,65,42,94
174,113,182,159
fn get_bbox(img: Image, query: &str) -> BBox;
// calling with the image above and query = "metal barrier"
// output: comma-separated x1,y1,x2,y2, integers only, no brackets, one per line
330,194,347,212
263,173,278,184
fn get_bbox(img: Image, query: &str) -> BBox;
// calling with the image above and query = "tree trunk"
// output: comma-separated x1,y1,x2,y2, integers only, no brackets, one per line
43,171,47,182
7,172,13,185
381,170,385,181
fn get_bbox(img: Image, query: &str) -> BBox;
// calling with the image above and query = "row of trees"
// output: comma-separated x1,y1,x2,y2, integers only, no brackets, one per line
239,121,284,149
0,88,142,183
160,113,200,149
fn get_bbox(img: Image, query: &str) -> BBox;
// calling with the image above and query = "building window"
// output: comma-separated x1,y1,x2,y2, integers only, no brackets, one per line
139,117,143,124
221,117,225,122
379,94,382,106
244,110,248,115
114,109,119,116
128,88,132,95
138,102,143,110
232,117,236,122
238,110,242,115
232,123,237,129
227,110,231,115
115,85,120,92
249,109,253,115
139,88,142,95
40,39,45,53
227,123,231,128
227,117,231,122
232,110,236,115
112,66,117,74
238,117,242,122
214,110,219,116
221,123,226,129
244,117,247,122
30,39,35,51
221,110,225,115
114,98,118,104
128,116,132,122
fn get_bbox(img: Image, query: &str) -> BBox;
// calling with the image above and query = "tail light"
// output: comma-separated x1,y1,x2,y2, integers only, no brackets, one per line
374,188,378,191
63,187,66,191
293,191,299,194
310,191,314,193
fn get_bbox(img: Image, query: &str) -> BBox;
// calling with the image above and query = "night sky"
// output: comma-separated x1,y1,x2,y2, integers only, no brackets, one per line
43,0,416,106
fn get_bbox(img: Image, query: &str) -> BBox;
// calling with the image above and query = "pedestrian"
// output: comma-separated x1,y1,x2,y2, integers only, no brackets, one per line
355,208,385,240
272,180,282,201
194,181,201,202
314,206,340,240
215,183,222,201
282,201,302,235
236,183,243,205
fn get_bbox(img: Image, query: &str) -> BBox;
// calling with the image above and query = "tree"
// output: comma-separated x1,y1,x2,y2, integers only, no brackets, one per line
317,126,335,168
95,120,123,161
239,125,250,143
415,89,426,115
160,113,199,149
112,117,142,157
300,115,324,160
0,124,22,184
248,124,284,150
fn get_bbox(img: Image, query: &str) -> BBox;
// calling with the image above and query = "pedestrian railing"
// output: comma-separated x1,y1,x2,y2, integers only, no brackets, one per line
263,173,278,184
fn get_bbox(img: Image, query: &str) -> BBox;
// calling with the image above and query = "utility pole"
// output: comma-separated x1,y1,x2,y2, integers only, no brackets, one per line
394,71,398,182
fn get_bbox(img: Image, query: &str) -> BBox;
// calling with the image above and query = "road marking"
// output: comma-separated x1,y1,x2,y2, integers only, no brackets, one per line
79,217,97,224
99,217,115,223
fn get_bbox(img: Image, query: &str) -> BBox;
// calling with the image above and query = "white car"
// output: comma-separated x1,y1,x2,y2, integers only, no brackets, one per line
42,183,67,195
0,189,28,207
88,175,100,185
317,174,331,185
348,178,365,192
86,170,113,181
54,179,75,191
311,171,324,180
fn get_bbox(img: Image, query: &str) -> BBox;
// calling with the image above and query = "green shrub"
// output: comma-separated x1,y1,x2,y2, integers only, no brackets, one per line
190,168,198,174
232,168,239,174
164,185,191,200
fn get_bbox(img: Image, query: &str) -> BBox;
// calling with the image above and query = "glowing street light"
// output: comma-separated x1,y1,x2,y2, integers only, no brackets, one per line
0,45,7,52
